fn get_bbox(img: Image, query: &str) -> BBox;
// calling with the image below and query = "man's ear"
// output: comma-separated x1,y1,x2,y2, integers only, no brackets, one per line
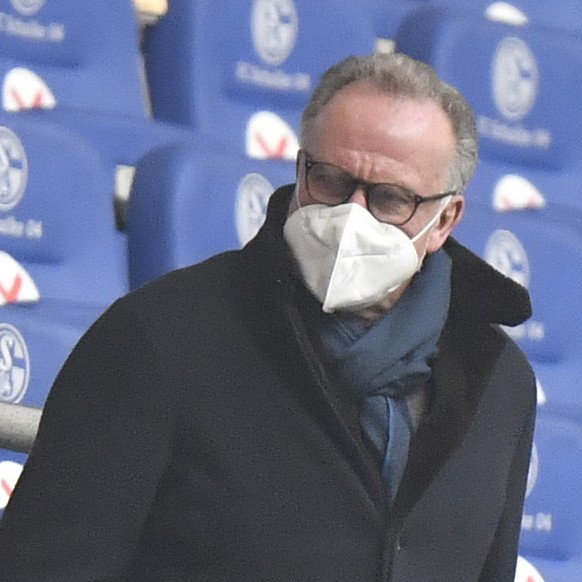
426,195,465,253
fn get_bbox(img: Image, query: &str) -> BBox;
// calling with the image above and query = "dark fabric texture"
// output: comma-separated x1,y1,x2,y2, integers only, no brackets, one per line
0,185,536,582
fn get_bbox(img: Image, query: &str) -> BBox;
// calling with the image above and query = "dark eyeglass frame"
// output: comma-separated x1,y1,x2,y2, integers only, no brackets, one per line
302,152,457,226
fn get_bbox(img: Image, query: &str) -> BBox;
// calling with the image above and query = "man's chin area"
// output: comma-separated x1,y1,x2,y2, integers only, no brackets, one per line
352,304,393,327
351,283,411,327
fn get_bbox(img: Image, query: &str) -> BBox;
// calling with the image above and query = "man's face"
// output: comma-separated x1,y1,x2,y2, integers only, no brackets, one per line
294,81,463,258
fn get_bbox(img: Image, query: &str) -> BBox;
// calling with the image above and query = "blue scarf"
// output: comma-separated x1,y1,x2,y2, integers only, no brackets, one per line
315,250,452,500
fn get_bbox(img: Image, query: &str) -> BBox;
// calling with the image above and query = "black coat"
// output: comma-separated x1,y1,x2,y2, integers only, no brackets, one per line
0,185,536,581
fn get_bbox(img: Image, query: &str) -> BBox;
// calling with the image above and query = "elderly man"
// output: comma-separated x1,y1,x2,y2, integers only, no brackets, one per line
0,52,535,581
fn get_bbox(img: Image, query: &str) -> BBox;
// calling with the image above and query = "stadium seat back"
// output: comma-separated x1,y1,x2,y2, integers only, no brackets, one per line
0,0,146,115
395,7,582,171
454,165,582,417
19,108,196,230
518,405,582,580
127,140,295,288
0,111,128,306
143,0,376,158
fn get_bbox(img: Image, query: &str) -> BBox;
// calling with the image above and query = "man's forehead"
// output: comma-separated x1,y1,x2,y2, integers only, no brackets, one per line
311,86,453,154
305,82,456,194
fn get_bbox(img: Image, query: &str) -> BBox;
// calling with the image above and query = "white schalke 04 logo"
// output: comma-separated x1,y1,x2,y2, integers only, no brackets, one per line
492,37,538,122
485,229,530,289
0,126,28,213
10,0,46,17
236,173,273,246
251,0,298,66
0,323,30,404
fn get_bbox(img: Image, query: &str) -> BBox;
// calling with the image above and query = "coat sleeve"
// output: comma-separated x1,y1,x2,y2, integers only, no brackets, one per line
478,393,537,582
0,299,175,581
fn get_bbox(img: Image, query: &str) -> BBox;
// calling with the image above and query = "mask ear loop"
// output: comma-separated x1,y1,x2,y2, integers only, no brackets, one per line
382,196,452,295
407,194,453,276
410,194,452,244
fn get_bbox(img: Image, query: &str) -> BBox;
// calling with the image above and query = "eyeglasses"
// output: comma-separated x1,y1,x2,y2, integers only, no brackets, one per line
302,153,456,226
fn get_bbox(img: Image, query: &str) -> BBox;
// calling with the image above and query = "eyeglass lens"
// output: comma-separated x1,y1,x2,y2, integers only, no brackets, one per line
306,160,419,225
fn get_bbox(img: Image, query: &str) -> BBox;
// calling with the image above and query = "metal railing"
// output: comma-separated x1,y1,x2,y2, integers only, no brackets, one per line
0,402,41,454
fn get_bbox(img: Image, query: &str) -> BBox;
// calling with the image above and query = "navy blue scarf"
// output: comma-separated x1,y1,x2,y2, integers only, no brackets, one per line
314,250,452,499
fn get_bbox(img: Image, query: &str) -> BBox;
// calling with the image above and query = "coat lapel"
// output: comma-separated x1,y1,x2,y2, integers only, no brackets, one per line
392,316,506,519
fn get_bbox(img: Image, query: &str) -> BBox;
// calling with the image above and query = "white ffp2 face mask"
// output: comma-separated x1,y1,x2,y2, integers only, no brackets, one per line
283,199,449,313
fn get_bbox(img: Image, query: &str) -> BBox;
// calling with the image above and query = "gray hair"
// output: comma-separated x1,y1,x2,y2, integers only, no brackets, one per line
300,52,479,193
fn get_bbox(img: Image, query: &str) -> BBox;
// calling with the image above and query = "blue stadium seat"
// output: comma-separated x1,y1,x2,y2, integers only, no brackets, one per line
127,140,296,288
425,0,582,33
361,0,431,47
0,0,147,116
518,405,582,580
16,108,197,229
0,301,96,408
395,4,582,418
395,6,582,171
0,113,130,516
454,188,582,415
0,0,195,233
142,0,376,158
0,111,128,305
